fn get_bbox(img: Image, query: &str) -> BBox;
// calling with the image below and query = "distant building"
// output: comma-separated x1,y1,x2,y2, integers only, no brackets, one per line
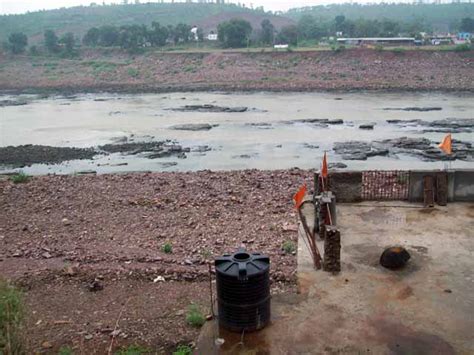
337,37,415,46
274,44,289,49
207,31,218,41
191,26,199,41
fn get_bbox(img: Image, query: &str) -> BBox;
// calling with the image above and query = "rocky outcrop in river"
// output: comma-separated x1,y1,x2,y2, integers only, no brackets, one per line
333,137,473,162
170,104,248,113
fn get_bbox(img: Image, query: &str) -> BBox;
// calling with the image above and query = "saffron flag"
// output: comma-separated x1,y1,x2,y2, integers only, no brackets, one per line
321,152,328,178
438,134,452,155
293,185,307,209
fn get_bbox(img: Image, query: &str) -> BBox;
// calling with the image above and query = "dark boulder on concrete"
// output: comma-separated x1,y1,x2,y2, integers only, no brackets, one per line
359,124,375,130
383,107,442,112
380,247,411,270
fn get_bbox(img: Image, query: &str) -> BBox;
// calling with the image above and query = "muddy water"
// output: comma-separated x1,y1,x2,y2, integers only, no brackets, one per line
1,91,473,174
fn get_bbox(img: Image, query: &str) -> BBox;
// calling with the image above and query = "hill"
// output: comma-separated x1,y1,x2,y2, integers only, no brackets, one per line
287,3,474,32
0,3,292,43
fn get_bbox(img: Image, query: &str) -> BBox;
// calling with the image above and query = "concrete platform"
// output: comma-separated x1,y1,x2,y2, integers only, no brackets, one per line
196,202,474,354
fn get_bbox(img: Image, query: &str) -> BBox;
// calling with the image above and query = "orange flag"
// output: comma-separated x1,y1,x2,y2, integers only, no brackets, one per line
293,185,307,209
438,134,452,155
321,152,328,178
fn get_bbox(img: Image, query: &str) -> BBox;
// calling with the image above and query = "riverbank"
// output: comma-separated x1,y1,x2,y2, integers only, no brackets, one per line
1,48,473,93
0,170,305,353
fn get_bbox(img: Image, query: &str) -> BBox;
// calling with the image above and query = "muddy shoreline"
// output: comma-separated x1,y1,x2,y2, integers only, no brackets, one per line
1,85,474,96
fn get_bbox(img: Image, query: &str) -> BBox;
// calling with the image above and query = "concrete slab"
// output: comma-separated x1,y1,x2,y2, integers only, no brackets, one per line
196,202,474,354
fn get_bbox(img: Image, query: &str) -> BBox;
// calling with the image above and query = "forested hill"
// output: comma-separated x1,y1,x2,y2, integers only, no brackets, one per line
287,3,474,32
0,3,292,42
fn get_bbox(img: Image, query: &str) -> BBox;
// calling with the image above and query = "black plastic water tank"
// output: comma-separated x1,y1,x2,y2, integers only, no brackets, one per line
215,249,270,332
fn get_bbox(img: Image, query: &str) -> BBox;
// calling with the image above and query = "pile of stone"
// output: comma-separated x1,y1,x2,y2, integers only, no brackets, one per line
323,226,341,273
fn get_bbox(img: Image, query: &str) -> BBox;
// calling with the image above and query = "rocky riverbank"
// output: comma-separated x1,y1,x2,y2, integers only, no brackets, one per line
0,169,307,352
0,49,473,93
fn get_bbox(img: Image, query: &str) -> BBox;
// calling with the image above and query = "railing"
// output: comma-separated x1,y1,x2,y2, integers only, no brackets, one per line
361,170,410,201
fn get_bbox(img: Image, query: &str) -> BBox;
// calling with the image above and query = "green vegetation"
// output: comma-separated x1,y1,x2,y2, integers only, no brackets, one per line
161,243,172,254
127,68,140,78
10,171,29,184
0,280,24,355
115,345,151,355
7,32,27,54
282,240,296,254
185,304,205,328
173,345,192,355
217,18,252,48
58,346,74,355
454,43,471,52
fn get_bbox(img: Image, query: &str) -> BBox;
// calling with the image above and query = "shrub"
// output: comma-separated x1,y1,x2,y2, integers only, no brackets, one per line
127,68,139,78
173,345,192,355
115,345,150,355
391,47,406,54
454,43,471,52
374,44,384,52
161,243,172,254
0,280,24,354
186,304,205,328
282,240,296,254
58,346,74,355
10,171,29,184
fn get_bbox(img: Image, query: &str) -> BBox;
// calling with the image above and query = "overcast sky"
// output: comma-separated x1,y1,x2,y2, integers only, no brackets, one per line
0,0,402,15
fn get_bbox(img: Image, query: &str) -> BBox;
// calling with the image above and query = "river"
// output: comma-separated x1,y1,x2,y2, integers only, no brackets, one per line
0,91,473,174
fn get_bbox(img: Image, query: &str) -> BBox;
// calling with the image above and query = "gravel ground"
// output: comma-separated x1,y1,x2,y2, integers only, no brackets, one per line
0,169,312,353
0,49,473,92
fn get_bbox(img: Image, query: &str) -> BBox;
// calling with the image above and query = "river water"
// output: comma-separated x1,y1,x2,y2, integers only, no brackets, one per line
1,91,473,174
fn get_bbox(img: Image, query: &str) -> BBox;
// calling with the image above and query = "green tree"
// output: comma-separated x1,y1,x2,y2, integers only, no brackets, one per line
98,26,119,46
150,22,169,47
83,27,100,46
276,25,298,46
44,30,59,53
175,23,192,43
60,32,75,55
297,15,324,41
460,17,474,32
7,32,28,54
335,15,346,32
217,18,252,48
260,19,275,45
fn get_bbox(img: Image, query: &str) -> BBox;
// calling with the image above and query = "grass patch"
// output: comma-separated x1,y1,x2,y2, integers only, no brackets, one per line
186,304,205,328
115,345,151,355
10,171,29,184
58,346,74,355
173,345,192,355
454,43,471,52
391,47,406,54
183,65,196,73
161,243,172,254
282,240,296,254
127,68,140,78
0,280,24,355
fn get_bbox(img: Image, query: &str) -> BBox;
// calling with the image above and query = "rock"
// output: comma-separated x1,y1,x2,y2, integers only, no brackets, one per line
0,100,28,107
383,107,442,112
41,252,52,259
191,145,211,153
64,265,77,276
386,119,422,124
328,162,348,169
245,123,272,129
159,162,178,168
153,276,165,283
170,104,248,113
62,218,71,226
170,124,217,131
84,334,93,340
359,124,374,130
87,279,103,292
380,247,411,270
41,341,53,349
303,143,320,149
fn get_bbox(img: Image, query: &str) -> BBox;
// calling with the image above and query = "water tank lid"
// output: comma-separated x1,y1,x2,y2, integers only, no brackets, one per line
215,250,269,279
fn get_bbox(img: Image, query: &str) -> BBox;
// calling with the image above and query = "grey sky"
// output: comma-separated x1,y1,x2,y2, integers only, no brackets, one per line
0,0,395,15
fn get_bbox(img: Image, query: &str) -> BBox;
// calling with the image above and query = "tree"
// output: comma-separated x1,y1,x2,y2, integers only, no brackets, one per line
217,18,252,48
150,22,169,47
260,19,274,45
44,30,59,53
8,32,28,54
60,32,75,56
83,27,100,46
276,25,298,46
460,17,474,32
98,26,119,46
297,15,324,41
175,23,192,43
335,15,345,32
